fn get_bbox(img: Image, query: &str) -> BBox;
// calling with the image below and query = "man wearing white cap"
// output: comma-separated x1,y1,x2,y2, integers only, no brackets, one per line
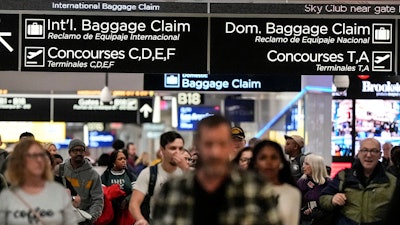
284,134,305,182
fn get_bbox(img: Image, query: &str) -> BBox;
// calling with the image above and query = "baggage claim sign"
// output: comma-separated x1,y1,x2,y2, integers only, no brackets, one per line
210,18,395,75
21,15,207,73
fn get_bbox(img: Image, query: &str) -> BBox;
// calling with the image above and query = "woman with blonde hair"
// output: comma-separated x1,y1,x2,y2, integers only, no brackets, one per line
296,154,331,225
133,152,150,176
43,142,58,155
0,139,77,225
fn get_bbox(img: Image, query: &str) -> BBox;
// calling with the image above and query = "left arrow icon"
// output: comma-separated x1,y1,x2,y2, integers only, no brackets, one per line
0,32,13,52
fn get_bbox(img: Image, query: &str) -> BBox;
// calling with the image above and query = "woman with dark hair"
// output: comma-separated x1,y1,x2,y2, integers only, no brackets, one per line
53,153,64,165
387,145,400,178
101,150,136,224
249,140,301,225
385,145,400,225
232,146,253,170
94,153,111,176
112,139,125,151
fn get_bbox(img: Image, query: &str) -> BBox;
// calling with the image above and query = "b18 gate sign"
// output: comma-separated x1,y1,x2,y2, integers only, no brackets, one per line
210,18,395,75
21,15,207,73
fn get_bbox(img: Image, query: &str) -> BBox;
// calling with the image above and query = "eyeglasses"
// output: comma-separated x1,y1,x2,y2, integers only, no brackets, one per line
26,152,47,160
359,148,381,155
185,157,194,163
70,147,86,154
239,158,251,163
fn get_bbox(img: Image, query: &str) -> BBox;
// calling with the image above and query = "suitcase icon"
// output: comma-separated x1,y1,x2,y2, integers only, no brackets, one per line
164,74,180,88
166,75,178,85
27,22,43,36
375,27,390,41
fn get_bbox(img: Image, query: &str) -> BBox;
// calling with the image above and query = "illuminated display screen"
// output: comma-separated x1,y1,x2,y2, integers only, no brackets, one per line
0,122,66,142
178,106,220,131
331,99,353,157
354,99,400,155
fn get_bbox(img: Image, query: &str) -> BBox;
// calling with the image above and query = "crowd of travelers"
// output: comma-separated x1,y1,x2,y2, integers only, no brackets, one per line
0,115,399,225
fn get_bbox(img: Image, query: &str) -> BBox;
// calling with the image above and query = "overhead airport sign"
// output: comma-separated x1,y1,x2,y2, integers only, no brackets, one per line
144,74,301,92
21,15,208,73
1,1,398,15
138,98,153,124
210,3,400,15
0,14,19,71
210,18,395,75
0,1,207,13
0,97,50,121
53,98,140,123
177,93,204,105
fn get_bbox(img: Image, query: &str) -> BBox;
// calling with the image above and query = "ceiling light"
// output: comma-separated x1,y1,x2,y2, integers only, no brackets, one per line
100,72,112,103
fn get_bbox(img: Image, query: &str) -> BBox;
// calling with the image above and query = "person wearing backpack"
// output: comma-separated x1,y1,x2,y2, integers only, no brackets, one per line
0,135,9,175
0,173,7,192
129,131,189,225
319,138,397,225
284,134,306,182
60,139,104,225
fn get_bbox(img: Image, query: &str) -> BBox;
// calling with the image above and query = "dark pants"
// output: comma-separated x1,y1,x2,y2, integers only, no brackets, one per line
78,220,93,225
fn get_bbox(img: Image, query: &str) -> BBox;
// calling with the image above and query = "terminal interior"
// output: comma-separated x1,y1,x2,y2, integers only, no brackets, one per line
1,0,400,177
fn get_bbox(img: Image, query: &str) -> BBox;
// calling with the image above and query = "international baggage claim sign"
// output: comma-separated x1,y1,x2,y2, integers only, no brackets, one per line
21,15,207,73
210,18,395,75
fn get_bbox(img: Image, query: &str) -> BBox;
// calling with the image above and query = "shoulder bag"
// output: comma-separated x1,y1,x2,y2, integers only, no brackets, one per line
12,190,47,225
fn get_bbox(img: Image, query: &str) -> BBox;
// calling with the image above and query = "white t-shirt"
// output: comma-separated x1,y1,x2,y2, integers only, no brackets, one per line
0,181,77,225
133,163,183,218
271,183,301,225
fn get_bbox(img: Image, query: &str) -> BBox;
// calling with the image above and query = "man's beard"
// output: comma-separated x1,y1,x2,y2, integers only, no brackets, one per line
73,156,84,164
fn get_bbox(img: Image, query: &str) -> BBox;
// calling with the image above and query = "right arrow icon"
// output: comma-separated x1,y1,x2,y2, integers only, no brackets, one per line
140,103,153,118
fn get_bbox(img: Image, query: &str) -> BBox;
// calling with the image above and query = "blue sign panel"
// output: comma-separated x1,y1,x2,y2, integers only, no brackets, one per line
285,105,298,131
53,138,71,149
178,106,220,131
89,131,114,148
144,73,301,92
224,99,254,122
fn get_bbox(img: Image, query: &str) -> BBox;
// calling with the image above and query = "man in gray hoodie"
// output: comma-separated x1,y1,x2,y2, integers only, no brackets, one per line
60,139,104,224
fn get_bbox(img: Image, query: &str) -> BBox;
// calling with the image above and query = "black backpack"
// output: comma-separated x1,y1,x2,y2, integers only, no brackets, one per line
140,164,158,221
0,149,9,174
311,169,347,225
0,173,7,192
